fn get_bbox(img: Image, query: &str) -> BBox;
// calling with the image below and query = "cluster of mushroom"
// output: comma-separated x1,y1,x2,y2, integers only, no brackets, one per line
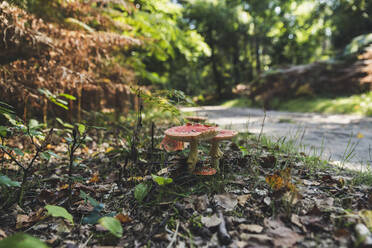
160,116,237,175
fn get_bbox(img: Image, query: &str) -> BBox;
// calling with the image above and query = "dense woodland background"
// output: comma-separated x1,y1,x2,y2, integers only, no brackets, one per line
1,0,372,119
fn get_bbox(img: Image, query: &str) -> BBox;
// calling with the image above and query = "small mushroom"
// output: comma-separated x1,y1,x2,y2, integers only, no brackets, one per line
193,167,217,176
164,124,218,172
209,130,238,171
185,116,208,124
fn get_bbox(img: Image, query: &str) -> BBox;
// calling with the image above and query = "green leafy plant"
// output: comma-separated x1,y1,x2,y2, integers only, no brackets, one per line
38,89,76,110
0,117,54,204
45,205,74,224
63,124,88,205
98,217,123,238
134,183,151,202
0,233,49,248
0,175,20,187
152,174,173,186
0,101,15,116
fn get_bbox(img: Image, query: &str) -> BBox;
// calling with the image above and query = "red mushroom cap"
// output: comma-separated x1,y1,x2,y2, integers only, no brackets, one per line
164,124,218,142
212,130,238,141
193,167,217,176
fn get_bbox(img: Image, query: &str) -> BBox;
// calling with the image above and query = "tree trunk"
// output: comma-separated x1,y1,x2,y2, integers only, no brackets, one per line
208,30,223,98
233,39,240,85
254,21,261,75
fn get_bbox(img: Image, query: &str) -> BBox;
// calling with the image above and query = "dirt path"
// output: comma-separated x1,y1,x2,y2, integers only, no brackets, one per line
181,106,372,171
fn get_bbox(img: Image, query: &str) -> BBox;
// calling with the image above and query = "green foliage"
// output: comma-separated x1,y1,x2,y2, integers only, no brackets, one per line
134,183,151,202
38,89,75,110
0,175,21,187
344,33,372,56
0,233,49,248
98,217,123,238
0,101,15,116
45,205,74,224
152,174,173,186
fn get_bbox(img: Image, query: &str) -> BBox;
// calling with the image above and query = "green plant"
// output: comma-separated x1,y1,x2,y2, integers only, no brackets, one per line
64,124,88,205
0,116,54,204
98,217,123,238
45,205,74,224
0,233,49,248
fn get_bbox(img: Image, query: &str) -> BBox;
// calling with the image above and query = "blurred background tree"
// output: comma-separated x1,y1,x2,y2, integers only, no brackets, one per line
2,0,372,115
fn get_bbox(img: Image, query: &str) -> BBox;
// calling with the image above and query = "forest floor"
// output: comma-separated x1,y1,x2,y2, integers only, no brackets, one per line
0,113,372,247
182,106,372,171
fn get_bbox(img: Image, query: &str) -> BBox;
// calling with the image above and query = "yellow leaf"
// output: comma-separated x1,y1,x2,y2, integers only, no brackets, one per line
128,177,143,182
58,184,69,190
88,172,99,184
357,133,364,139
105,147,114,153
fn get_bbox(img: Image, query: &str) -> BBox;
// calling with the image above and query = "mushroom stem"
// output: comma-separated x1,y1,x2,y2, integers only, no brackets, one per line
209,140,223,171
187,140,199,172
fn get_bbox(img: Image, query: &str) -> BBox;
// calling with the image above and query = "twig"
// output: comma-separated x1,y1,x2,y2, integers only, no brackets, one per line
80,234,93,248
166,220,179,248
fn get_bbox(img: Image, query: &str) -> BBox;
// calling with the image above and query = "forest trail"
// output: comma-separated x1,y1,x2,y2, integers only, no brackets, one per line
181,106,372,171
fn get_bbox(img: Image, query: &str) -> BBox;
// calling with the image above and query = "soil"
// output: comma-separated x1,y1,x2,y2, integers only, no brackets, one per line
0,116,372,248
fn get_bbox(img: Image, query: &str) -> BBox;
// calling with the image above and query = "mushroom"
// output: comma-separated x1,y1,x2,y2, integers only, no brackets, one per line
209,130,238,171
185,116,208,124
193,167,217,176
164,124,218,173
160,135,184,151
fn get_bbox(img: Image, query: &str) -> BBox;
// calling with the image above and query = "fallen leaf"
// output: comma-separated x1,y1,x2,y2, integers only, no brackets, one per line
88,172,99,184
214,194,238,211
201,214,222,228
316,197,334,209
157,167,169,175
302,179,320,186
334,228,350,241
264,197,271,206
237,194,250,207
16,214,30,229
300,205,323,228
195,195,209,212
0,228,7,238
239,224,263,233
115,213,132,224
264,218,303,247
240,233,272,242
58,184,69,190
291,214,306,232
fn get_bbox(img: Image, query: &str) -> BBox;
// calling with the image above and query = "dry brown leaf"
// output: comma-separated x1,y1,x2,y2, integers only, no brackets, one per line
88,172,99,184
0,228,7,238
214,194,238,211
115,213,132,224
239,224,263,233
237,194,250,207
201,214,222,228
264,218,304,247
16,214,30,229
